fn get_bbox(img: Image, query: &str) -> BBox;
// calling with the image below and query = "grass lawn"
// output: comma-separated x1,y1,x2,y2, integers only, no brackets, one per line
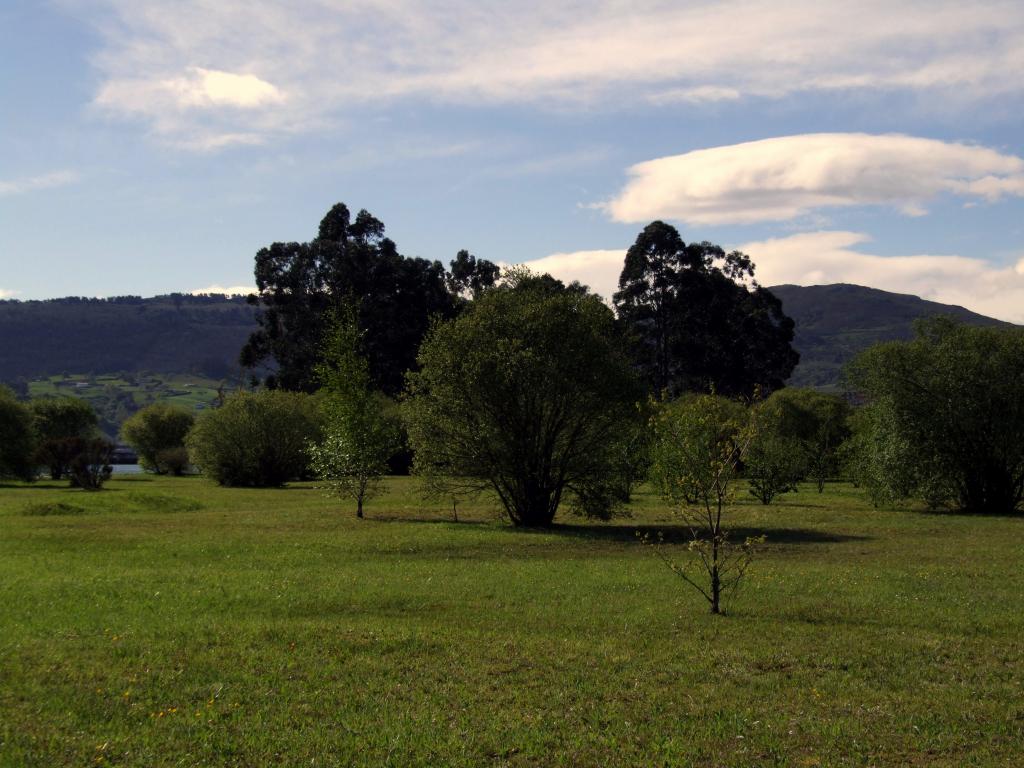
1,476,1021,766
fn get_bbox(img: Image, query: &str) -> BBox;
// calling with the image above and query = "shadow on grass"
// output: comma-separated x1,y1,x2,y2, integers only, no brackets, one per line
544,523,870,545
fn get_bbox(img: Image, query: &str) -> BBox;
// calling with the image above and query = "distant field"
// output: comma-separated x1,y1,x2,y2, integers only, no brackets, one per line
1,477,1021,766
27,373,226,437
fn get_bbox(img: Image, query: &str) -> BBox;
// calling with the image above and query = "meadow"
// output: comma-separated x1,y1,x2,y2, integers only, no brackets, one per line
0,476,1021,767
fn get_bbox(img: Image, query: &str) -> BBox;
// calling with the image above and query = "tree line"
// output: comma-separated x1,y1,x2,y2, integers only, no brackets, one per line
3,202,1022,530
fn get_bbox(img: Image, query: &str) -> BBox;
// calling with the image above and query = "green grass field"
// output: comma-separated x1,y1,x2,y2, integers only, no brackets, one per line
1,476,1021,766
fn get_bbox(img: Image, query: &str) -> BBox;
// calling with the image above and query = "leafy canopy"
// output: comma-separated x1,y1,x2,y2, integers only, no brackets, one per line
404,269,643,527
848,317,1024,515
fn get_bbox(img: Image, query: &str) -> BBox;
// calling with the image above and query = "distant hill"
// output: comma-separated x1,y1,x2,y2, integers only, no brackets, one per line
0,294,257,385
0,285,1012,397
770,283,1010,389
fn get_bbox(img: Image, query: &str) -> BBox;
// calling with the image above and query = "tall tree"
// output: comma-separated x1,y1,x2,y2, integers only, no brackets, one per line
29,396,98,480
0,386,36,481
241,203,459,395
613,221,798,397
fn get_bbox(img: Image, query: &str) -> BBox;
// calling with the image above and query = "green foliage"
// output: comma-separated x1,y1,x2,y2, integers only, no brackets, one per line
849,318,1024,514
768,388,852,492
404,269,643,526
0,386,37,481
648,394,763,613
613,221,798,396
186,390,321,487
121,403,195,474
308,312,402,517
30,396,98,479
745,401,805,505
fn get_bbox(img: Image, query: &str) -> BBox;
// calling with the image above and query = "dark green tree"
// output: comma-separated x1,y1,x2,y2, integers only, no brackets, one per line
0,386,37,481
29,396,98,480
613,221,798,397
120,403,195,475
765,387,852,492
241,203,469,395
404,269,643,527
848,318,1024,515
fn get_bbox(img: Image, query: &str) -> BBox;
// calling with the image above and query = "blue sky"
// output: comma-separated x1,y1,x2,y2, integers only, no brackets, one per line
3,0,1024,320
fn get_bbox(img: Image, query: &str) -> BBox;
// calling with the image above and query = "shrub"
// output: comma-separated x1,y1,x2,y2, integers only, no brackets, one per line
29,396,98,480
186,390,321,487
121,403,195,474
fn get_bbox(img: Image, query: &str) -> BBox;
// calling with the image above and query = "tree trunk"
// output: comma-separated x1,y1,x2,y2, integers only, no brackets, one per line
356,496,363,519
509,478,559,527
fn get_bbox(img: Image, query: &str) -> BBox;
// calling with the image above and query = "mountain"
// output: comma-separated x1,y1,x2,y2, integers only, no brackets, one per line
0,294,258,385
769,283,1010,389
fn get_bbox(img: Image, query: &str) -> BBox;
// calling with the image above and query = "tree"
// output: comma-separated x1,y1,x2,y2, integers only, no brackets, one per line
241,203,474,395
613,221,798,397
29,396,98,480
766,388,852,492
645,394,763,614
308,311,402,518
848,318,1024,515
186,390,321,487
404,269,644,527
447,249,501,300
121,403,195,475
744,399,805,505
0,386,36,481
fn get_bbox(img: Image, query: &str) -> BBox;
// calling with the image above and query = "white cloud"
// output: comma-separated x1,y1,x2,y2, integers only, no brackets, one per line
190,284,255,296
521,249,627,301
0,289,20,299
602,133,1024,225
78,0,1024,148
739,231,1024,323
0,170,79,196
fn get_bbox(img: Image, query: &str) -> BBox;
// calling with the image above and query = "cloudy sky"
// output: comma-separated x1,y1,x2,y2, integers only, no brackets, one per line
3,0,1024,320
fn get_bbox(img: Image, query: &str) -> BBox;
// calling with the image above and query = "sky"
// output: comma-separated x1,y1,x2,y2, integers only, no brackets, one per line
2,0,1024,321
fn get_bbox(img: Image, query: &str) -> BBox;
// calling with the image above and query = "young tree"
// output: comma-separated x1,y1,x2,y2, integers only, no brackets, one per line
187,390,321,487
767,388,852,492
0,386,36,481
308,311,402,518
646,394,763,614
744,400,805,505
614,221,798,397
848,318,1024,515
121,403,195,475
29,396,98,479
404,269,644,527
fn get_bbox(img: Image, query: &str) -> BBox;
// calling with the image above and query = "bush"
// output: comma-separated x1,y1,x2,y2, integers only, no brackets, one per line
121,403,195,474
67,437,114,491
186,390,321,487
849,318,1024,514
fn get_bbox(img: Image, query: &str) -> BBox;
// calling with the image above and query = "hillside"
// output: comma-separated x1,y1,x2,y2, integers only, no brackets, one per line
770,283,1010,389
0,294,257,383
0,285,1012,401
